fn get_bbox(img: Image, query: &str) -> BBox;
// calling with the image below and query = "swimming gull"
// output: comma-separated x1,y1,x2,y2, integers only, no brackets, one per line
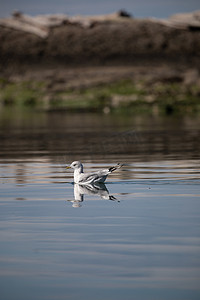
66,161,123,184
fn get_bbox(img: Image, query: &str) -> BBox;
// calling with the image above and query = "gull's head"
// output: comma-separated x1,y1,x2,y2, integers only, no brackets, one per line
66,161,83,170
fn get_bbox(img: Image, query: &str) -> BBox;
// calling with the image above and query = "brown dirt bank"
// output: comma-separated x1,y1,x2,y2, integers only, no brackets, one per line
0,15,200,71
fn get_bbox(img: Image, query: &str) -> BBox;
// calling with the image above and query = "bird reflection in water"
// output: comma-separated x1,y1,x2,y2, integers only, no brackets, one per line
67,182,119,208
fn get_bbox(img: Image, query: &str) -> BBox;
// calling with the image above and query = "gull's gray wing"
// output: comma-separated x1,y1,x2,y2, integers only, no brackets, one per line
78,170,108,184
78,164,123,184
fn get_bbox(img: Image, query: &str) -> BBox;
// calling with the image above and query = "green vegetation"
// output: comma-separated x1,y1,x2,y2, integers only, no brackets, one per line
0,80,45,106
0,78,200,115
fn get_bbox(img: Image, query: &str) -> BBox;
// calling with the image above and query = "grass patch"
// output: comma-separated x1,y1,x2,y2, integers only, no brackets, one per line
0,80,45,107
0,78,200,115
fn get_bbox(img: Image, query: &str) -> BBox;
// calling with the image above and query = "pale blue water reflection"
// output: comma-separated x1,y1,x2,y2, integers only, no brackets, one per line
0,157,200,300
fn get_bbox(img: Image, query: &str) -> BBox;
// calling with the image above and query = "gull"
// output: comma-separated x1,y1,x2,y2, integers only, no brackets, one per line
66,161,123,184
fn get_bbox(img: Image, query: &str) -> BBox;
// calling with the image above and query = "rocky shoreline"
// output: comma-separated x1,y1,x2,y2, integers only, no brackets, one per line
0,11,200,114
1,10,200,66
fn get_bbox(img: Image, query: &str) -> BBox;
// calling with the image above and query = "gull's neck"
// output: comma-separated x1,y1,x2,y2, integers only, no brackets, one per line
74,165,83,183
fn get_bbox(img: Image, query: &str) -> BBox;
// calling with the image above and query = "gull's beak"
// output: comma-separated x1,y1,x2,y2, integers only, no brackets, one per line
66,166,71,169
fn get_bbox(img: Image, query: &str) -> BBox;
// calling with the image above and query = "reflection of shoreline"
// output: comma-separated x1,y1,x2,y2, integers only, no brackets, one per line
0,112,200,161
67,182,119,208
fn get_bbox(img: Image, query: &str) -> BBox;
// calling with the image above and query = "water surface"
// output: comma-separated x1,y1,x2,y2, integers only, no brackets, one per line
0,109,200,300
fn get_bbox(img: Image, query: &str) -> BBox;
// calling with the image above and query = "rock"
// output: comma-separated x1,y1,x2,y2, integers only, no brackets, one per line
117,10,132,18
169,10,200,30
184,69,199,85
111,95,139,108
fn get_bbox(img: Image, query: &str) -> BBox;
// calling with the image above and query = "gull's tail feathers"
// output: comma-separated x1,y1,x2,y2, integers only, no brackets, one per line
108,163,123,173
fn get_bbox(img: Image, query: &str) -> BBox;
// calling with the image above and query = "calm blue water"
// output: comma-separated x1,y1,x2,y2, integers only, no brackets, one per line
0,111,200,300
1,158,200,300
